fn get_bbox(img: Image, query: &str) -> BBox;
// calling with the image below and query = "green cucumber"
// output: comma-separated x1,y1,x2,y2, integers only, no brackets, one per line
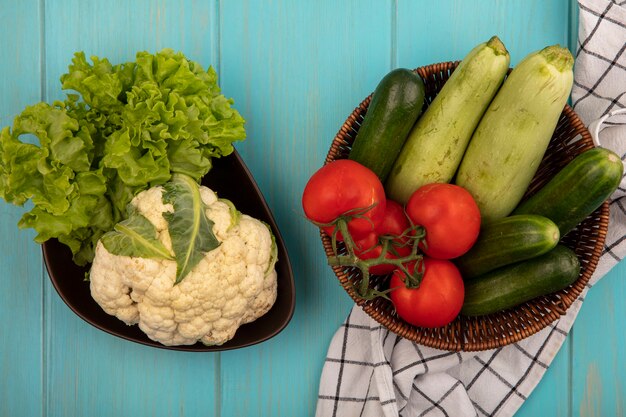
455,214,559,279
455,45,574,222
385,36,510,204
461,244,580,316
513,147,623,235
349,68,425,182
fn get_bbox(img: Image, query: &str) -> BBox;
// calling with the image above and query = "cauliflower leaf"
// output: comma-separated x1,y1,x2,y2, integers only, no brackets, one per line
100,208,173,260
218,198,242,231
261,221,279,277
162,174,220,284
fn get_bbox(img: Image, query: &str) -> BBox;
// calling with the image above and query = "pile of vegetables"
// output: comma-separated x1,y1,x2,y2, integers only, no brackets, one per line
90,175,278,346
0,50,280,346
303,36,623,328
0,49,245,265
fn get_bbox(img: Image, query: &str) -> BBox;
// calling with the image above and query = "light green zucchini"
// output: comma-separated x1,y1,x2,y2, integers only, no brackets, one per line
455,45,574,222
385,36,510,204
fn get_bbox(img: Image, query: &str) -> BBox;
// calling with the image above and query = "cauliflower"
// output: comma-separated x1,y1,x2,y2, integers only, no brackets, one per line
89,184,278,346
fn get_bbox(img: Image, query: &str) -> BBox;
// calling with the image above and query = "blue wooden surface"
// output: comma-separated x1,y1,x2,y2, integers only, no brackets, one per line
0,1,623,416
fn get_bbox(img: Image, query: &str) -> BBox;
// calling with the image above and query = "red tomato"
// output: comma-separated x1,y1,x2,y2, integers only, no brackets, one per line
354,200,412,275
390,258,464,328
405,183,481,259
302,160,386,240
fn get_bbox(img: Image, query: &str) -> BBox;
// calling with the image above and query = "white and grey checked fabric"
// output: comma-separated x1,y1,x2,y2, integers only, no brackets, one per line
316,1,626,416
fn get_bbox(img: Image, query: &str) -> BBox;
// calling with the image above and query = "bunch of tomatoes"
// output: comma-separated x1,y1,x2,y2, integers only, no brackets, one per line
302,159,481,328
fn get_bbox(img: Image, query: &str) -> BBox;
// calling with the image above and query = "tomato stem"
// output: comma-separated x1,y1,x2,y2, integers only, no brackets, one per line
326,218,426,299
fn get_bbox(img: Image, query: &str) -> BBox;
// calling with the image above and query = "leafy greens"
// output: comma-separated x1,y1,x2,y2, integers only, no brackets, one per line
162,174,220,284
0,49,245,265
100,207,173,261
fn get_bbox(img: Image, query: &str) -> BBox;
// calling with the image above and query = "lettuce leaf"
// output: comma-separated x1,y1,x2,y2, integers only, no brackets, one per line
0,49,245,266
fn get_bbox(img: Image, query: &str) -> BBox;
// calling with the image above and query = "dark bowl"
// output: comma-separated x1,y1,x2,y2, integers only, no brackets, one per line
43,149,295,352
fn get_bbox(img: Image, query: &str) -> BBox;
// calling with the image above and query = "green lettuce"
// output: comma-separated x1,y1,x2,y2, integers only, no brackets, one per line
0,49,245,265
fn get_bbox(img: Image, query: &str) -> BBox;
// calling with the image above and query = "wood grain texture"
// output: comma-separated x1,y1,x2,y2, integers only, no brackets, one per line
516,339,572,417
218,1,392,415
571,265,626,417
396,0,570,68
0,1,44,417
44,307,220,417
0,1,623,416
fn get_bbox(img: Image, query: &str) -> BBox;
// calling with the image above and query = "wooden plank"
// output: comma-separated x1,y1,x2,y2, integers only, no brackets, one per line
44,309,220,417
42,1,221,416
396,0,571,68
0,1,45,417
43,0,220,102
570,264,626,417
218,0,393,415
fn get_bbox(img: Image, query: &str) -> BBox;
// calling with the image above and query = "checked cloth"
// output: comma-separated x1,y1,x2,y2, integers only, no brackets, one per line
316,1,626,416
